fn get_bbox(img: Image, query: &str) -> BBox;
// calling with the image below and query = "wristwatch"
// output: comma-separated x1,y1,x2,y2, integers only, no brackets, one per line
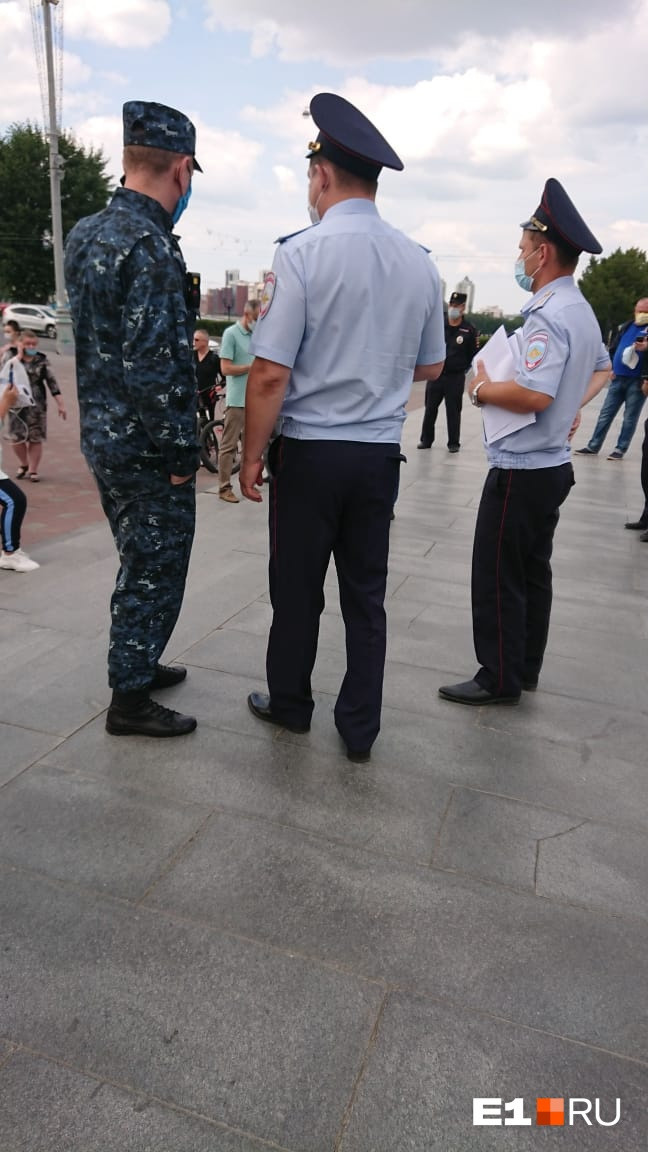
471,381,486,407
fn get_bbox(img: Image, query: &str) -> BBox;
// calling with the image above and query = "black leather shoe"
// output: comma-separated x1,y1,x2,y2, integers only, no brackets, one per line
152,663,187,689
574,446,597,455
522,679,538,692
448,445,460,453
438,679,520,706
625,520,648,530
640,530,648,543
417,442,432,449
106,698,197,737
346,747,371,763
247,692,310,733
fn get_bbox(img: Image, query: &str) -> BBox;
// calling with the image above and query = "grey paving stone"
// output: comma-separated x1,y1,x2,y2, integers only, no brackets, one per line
276,695,648,834
0,723,62,787
537,821,648,921
40,710,452,863
143,812,648,1061
0,764,210,900
434,789,580,889
340,992,648,1151
476,692,647,757
0,629,108,736
0,866,381,1152
0,1050,273,1152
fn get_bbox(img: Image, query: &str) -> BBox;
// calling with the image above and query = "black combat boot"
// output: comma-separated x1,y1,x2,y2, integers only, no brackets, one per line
106,688,196,737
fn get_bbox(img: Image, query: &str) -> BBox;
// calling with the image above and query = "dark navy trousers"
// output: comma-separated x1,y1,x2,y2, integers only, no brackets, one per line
92,466,196,693
472,463,574,696
420,370,465,448
266,436,401,752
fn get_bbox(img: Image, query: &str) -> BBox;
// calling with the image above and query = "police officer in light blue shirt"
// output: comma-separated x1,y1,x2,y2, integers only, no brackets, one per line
240,92,446,760
439,178,611,707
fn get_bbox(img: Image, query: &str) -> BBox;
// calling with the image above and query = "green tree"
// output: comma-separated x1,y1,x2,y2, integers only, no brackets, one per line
0,122,112,302
578,247,648,344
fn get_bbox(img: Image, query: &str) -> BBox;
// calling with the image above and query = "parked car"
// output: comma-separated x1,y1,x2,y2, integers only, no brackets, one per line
2,303,57,339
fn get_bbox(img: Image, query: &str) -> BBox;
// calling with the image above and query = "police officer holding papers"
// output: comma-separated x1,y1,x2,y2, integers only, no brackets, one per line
439,179,611,707
241,92,445,761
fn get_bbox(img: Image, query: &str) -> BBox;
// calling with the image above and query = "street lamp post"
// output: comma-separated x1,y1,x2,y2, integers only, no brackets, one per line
42,0,73,355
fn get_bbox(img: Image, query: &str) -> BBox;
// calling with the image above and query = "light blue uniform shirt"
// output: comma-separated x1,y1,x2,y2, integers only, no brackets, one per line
251,200,445,442
220,320,253,407
487,276,610,469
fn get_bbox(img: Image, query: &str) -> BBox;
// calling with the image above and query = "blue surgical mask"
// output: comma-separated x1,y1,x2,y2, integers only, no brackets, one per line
448,307,462,321
24,347,38,356
515,252,541,293
172,181,192,225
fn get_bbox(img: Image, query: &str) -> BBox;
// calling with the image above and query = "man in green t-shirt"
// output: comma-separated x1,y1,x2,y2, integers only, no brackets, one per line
218,300,259,502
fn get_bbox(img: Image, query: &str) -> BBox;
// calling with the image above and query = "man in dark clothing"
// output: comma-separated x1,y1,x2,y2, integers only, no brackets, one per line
193,328,223,421
575,297,648,460
624,379,648,537
418,291,478,453
64,100,202,738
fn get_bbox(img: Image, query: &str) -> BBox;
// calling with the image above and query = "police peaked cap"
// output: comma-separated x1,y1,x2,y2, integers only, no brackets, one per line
521,178,601,255
306,92,403,181
449,292,467,305
123,101,203,172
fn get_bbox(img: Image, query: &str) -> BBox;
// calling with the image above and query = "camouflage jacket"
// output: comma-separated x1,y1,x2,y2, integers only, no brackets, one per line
64,187,199,480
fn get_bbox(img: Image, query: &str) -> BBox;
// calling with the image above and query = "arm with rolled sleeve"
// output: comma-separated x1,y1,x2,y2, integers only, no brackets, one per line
121,233,198,478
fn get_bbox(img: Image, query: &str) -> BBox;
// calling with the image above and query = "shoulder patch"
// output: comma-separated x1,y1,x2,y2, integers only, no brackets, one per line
525,332,549,370
259,272,276,319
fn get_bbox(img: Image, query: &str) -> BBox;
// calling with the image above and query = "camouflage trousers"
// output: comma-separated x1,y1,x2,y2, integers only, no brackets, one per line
92,469,196,692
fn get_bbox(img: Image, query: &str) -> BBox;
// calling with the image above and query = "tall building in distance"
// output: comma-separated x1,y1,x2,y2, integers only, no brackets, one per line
455,276,475,312
224,269,240,288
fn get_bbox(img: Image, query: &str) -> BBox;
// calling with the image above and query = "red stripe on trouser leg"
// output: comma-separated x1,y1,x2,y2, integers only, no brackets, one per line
495,469,513,694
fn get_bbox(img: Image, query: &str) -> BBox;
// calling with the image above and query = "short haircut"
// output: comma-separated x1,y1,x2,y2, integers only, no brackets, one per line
3,319,20,334
19,329,38,340
310,156,378,196
194,328,209,340
528,230,579,273
123,144,184,176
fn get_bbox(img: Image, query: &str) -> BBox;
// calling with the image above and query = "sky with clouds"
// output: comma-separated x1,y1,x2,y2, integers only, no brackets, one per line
2,0,648,313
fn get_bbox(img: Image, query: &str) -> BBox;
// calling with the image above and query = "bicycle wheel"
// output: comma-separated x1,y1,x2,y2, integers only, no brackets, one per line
199,419,223,473
231,434,242,475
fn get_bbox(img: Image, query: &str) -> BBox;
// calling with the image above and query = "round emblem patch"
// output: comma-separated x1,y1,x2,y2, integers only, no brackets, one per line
456,335,464,344
259,272,276,319
525,332,549,370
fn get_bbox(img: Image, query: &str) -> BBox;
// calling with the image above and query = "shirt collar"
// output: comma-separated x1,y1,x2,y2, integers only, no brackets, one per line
323,198,380,221
112,186,174,232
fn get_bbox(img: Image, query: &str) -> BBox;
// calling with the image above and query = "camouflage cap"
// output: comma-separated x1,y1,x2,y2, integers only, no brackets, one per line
122,101,203,172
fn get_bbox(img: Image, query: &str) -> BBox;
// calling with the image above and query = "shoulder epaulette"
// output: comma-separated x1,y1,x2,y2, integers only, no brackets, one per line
527,289,555,313
275,224,317,244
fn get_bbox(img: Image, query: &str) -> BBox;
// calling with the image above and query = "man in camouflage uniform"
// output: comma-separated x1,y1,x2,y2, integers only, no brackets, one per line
65,101,201,737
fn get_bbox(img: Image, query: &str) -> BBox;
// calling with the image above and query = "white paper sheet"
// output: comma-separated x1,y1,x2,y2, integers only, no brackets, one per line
472,325,535,445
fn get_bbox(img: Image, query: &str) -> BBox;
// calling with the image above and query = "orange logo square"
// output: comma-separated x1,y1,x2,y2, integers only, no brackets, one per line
537,1098,565,1126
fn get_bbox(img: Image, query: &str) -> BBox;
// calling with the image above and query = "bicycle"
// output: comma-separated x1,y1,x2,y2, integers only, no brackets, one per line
196,384,242,475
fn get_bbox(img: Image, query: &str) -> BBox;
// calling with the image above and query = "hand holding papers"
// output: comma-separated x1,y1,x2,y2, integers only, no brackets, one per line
472,325,535,444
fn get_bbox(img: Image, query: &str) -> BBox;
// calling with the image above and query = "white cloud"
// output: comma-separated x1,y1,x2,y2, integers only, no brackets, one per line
204,0,637,63
0,2,91,127
66,0,171,48
273,165,298,194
